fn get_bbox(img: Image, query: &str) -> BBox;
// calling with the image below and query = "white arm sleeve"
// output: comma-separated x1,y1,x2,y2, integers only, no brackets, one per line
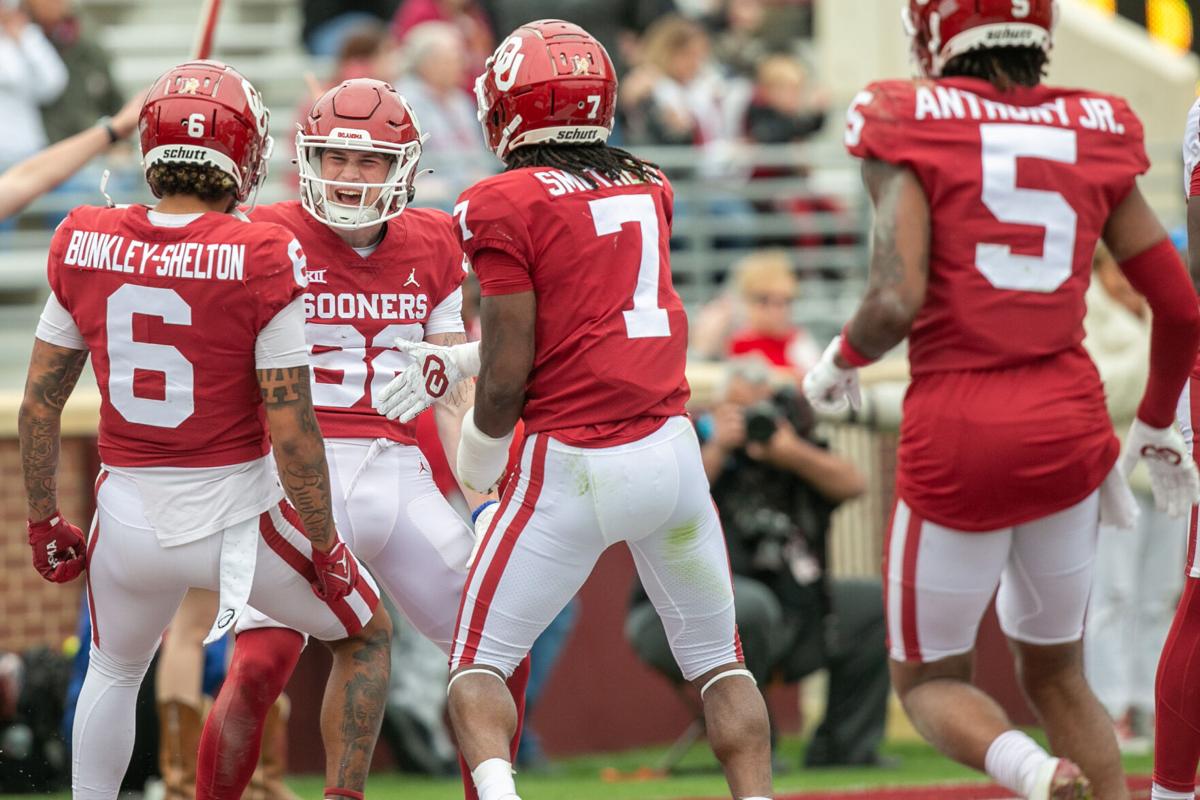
1184,97,1200,197
35,293,86,350
424,287,467,337
255,297,310,369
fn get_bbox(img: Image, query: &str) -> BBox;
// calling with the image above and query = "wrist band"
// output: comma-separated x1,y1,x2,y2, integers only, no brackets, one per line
837,327,877,367
471,500,499,523
96,116,120,145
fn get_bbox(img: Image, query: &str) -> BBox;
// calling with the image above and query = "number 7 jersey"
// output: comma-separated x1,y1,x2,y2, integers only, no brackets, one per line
455,167,689,447
846,77,1149,375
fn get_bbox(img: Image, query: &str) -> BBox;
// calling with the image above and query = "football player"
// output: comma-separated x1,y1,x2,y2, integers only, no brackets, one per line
193,78,529,800
378,20,773,800
19,60,392,800
1150,96,1200,800
801,3,1200,799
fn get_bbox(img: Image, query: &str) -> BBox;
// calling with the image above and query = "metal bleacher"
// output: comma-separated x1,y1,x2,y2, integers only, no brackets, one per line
0,0,1186,392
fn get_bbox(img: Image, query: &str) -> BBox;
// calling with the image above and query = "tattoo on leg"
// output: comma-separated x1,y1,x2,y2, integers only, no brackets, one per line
332,629,390,788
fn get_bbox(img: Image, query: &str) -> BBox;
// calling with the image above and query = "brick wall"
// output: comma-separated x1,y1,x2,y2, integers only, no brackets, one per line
0,436,98,653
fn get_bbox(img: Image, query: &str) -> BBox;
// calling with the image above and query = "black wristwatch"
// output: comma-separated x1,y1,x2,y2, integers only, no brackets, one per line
96,116,120,145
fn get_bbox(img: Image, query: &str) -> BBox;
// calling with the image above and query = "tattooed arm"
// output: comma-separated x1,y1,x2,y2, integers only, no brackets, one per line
19,339,88,520
841,159,931,364
258,366,336,552
426,331,492,508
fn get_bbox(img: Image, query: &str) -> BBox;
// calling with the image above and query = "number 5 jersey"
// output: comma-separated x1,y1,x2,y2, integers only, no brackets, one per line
845,77,1149,531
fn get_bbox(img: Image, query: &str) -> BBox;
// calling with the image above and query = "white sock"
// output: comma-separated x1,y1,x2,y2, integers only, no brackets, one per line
1151,784,1194,800
984,730,1052,798
471,757,519,800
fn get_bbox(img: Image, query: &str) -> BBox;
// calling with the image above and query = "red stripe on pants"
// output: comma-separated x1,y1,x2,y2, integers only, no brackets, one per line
85,471,110,647
257,509,363,636
901,508,923,661
458,435,550,666
276,500,379,609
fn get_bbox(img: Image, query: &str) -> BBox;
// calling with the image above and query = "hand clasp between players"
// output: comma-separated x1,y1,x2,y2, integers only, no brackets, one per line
377,338,473,423
1121,418,1200,518
27,512,87,583
802,336,862,414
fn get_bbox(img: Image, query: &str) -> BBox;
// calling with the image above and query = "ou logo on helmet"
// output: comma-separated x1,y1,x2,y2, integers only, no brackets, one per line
240,78,270,137
492,36,525,91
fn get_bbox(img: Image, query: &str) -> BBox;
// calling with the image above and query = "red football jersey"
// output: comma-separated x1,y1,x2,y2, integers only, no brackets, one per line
455,167,689,447
846,78,1144,530
47,205,305,468
250,201,466,444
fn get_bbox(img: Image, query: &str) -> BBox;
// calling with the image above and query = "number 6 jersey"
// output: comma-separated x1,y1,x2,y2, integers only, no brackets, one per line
845,77,1149,531
454,167,689,447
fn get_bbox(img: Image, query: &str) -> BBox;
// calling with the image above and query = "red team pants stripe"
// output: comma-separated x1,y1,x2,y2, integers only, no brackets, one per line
457,434,550,666
85,471,110,647
1189,376,1200,575
275,500,380,610
257,507,367,636
710,499,745,663
901,508,924,661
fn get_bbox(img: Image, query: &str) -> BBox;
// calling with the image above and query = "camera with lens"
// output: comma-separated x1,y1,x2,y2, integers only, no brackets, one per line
742,386,814,445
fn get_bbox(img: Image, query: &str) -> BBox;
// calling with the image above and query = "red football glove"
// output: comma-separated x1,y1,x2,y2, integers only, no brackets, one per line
310,540,357,602
27,512,86,583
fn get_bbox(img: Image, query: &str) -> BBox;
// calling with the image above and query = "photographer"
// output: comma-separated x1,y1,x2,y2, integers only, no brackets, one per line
626,358,890,767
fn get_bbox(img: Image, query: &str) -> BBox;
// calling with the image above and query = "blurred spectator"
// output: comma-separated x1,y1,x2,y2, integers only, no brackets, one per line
290,24,397,182
744,54,826,146
26,0,121,144
302,0,399,56
330,21,398,83
1083,243,1184,753
0,4,67,165
0,86,142,219
726,250,820,374
620,14,749,154
626,360,887,767
394,21,490,207
391,0,492,91
480,0,675,76
710,0,770,77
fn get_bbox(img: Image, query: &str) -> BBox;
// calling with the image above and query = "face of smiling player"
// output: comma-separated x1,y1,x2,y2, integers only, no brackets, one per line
319,147,394,247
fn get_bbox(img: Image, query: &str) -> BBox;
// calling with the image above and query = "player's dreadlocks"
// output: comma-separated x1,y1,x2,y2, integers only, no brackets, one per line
942,45,1048,90
505,143,660,189
147,162,237,203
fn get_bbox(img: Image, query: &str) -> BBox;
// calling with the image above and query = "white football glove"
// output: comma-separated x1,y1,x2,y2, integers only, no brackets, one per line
468,500,500,569
802,336,862,414
1120,418,1200,518
376,338,481,423
457,408,513,494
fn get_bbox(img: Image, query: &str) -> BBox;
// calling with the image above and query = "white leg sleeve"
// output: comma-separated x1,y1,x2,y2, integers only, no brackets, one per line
72,647,155,799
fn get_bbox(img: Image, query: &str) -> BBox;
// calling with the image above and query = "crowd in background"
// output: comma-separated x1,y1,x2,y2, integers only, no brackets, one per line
0,0,1185,785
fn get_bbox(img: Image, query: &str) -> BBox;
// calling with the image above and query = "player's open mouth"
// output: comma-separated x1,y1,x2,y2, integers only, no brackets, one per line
334,188,364,203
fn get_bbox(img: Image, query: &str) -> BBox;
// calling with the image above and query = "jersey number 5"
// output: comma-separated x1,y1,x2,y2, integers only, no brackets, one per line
977,123,1078,293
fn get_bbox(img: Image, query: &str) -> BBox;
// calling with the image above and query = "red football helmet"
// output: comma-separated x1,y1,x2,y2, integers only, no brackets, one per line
475,19,617,159
297,78,427,229
903,0,1057,78
139,60,272,203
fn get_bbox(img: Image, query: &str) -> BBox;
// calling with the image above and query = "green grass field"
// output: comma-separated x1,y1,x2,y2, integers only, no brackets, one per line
13,736,1150,800
280,737,1155,800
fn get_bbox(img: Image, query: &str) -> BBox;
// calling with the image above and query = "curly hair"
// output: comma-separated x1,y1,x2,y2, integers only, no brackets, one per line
941,46,1048,90
147,163,238,202
504,143,659,189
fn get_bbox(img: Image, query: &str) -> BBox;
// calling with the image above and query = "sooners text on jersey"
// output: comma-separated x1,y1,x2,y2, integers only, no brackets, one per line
47,205,304,467
251,201,465,443
455,167,689,447
846,78,1147,530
